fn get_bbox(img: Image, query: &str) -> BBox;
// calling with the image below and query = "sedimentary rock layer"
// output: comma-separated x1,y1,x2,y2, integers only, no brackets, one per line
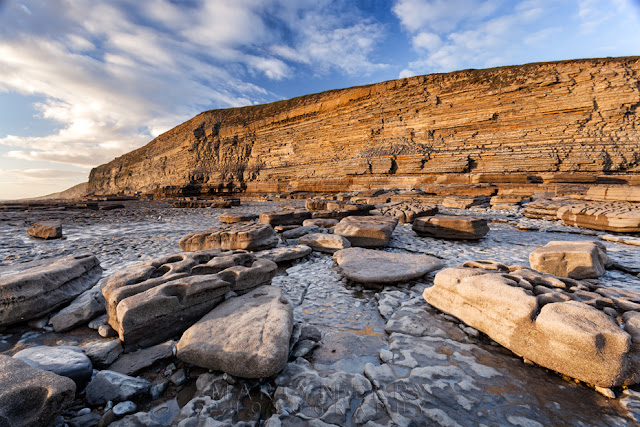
88,57,640,196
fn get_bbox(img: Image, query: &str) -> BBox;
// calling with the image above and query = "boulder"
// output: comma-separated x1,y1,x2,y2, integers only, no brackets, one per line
0,253,102,327
557,202,640,232
177,285,293,378
50,284,105,332
253,245,312,263
101,250,276,350
299,233,351,254
334,216,398,248
424,261,640,387
85,370,150,406
258,210,311,226
333,247,444,284
179,222,278,251
412,215,489,240
369,202,438,224
529,240,611,279
311,209,358,220
27,221,62,239
173,200,231,208
490,195,527,209
219,212,258,224
13,345,93,386
0,355,75,427
302,218,339,228
522,198,575,220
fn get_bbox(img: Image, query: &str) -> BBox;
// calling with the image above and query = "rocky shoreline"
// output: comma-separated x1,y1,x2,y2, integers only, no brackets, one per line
2,193,640,426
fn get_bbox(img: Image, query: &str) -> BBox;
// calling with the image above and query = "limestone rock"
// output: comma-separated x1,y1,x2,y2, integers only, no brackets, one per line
50,284,105,332
173,200,231,208
0,355,75,427
27,221,62,239
302,218,339,228
529,240,611,279
219,212,258,223
101,250,276,350
413,215,489,240
299,233,351,254
85,370,150,406
13,345,93,386
177,285,293,378
258,210,311,226
81,339,123,367
253,245,312,263
179,222,278,251
370,202,438,224
108,341,174,376
281,225,320,240
424,262,640,387
523,198,575,220
334,247,444,284
334,216,398,248
441,196,490,209
557,202,640,232
0,253,103,327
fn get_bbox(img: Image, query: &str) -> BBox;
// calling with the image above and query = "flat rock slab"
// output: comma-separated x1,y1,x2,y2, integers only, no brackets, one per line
0,355,76,427
102,250,277,350
81,339,123,367
334,216,399,248
281,225,320,240
27,222,62,239
334,247,444,284
0,253,102,327
108,341,174,376
177,285,293,378
299,233,351,254
173,200,232,208
529,240,611,279
13,345,93,386
219,212,258,223
50,283,105,332
557,202,640,232
85,370,150,406
258,210,311,226
413,215,489,240
424,261,640,388
253,245,312,263
441,196,489,209
179,222,278,251
302,218,339,228
370,202,438,224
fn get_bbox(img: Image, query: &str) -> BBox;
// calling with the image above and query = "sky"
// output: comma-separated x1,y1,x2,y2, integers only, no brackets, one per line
0,0,639,200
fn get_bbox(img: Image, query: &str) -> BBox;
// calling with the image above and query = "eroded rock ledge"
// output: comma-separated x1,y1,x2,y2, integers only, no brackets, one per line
88,56,640,197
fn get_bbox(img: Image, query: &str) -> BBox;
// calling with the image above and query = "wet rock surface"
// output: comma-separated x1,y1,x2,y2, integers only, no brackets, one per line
13,345,93,386
2,200,640,425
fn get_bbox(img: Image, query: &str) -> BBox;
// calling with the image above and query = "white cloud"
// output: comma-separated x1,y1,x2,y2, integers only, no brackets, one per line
0,0,387,198
393,0,640,77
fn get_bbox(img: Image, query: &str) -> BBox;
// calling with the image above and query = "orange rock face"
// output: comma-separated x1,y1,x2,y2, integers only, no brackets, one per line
88,57,640,197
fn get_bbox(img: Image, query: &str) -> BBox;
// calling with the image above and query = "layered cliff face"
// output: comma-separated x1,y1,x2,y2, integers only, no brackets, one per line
88,57,640,196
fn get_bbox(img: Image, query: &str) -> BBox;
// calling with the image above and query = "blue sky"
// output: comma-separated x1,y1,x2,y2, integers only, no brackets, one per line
0,0,639,199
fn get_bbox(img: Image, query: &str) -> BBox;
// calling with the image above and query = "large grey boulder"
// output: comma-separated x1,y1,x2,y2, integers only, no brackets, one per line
177,285,293,378
85,370,150,406
101,250,276,350
424,261,640,388
529,240,611,279
0,355,76,427
413,215,489,240
13,345,93,386
179,222,278,251
334,248,444,284
0,253,102,327
334,216,398,248
81,339,123,367
27,221,62,239
50,284,105,332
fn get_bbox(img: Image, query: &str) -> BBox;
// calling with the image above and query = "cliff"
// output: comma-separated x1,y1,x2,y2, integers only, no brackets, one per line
88,57,640,197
